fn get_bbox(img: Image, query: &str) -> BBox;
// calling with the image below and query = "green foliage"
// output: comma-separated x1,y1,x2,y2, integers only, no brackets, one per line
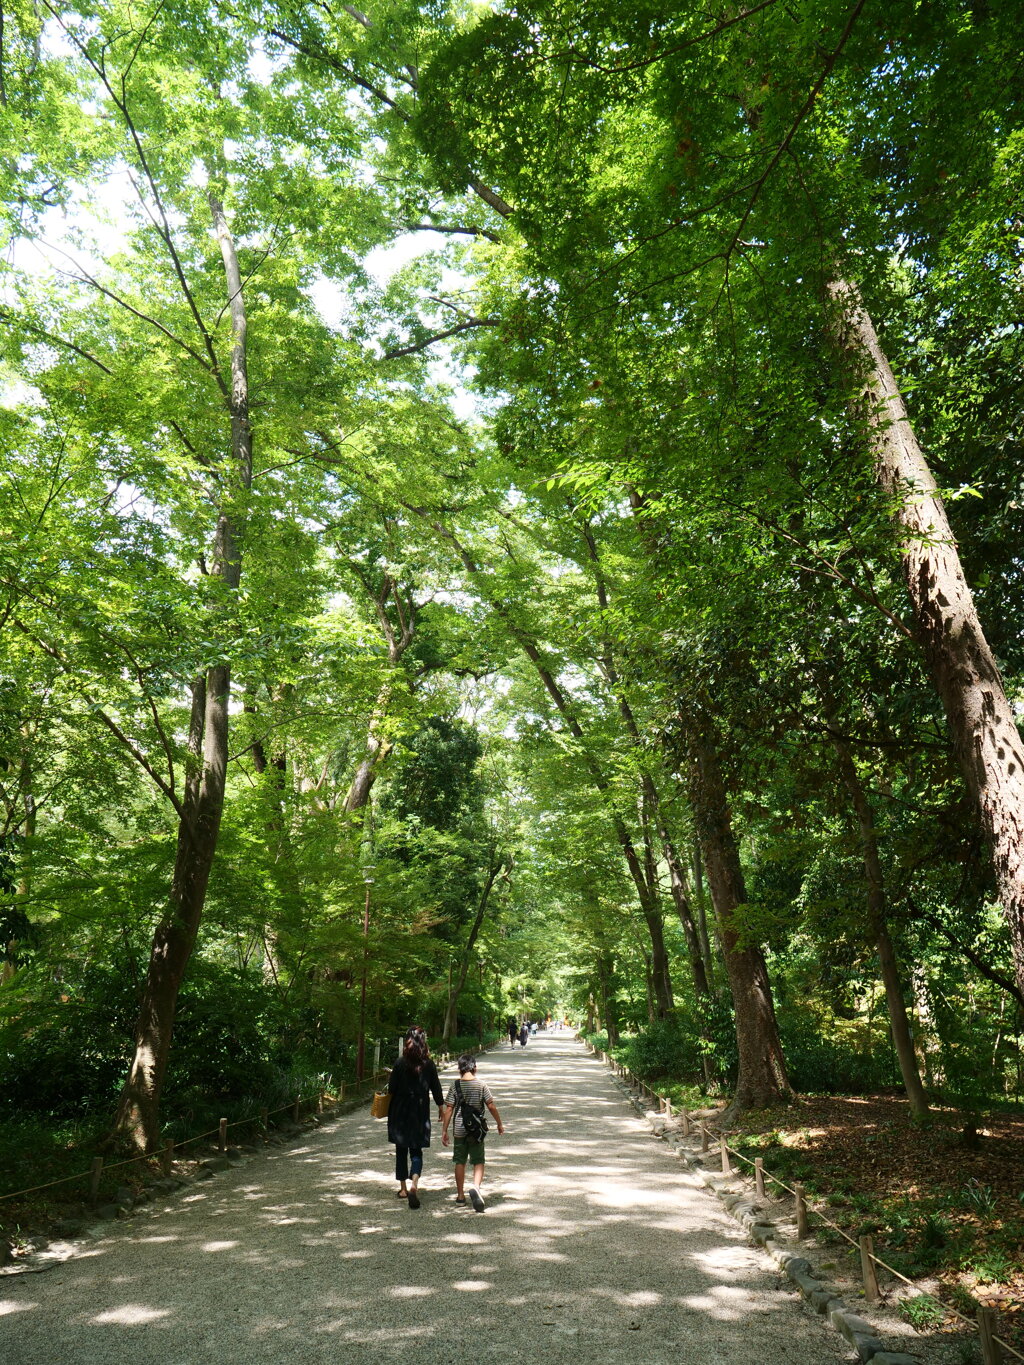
0,965,137,1117
901,1294,947,1330
3,0,1024,1182
613,1017,705,1083
776,1007,902,1095
0,1114,108,1201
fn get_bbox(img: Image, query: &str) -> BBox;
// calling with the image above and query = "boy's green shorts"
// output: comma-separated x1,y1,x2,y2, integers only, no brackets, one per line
452,1136,486,1166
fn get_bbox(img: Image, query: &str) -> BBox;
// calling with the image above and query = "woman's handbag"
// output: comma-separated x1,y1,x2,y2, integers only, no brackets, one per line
371,1090,390,1119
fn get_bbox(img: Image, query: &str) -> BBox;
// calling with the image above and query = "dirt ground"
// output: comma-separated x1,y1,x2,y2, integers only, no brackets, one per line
717,1094,1024,1353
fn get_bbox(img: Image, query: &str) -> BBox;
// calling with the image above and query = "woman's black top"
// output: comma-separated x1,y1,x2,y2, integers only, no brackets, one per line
387,1055,444,1149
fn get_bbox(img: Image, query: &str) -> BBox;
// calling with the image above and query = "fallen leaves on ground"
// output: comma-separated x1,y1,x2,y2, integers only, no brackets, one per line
721,1095,1024,1350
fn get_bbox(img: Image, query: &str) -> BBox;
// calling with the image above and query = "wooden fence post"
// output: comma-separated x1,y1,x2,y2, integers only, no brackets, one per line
218,1118,228,1153
259,1107,268,1133
720,1136,731,1175
665,1097,672,1118
162,1139,174,1176
293,1095,301,1123
859,1235,880,1304
340,1082,346,1102
754,1158,765,1199
700,1123,709,1153
794,1183,809,1240
680,1109,690,1136
89,1156,104,1203
977,1307,1002,1365
316,1092,324,1115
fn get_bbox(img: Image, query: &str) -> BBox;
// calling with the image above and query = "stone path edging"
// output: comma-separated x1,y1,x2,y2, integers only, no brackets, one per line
615,1078,922,1365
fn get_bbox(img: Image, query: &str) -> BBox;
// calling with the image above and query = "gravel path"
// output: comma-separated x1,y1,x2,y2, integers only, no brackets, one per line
2,1033,847,1363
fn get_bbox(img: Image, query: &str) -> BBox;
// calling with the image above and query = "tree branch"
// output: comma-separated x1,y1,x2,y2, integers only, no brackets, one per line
13,620,186,820
400,220,504,243
384,317,500,359
919,908,1024,1010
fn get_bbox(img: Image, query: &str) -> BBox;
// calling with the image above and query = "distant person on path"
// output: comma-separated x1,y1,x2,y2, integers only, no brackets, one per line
519,1020,529,1047
441,1053,504,1212
507,1016,518,1047
387,1025,444,1209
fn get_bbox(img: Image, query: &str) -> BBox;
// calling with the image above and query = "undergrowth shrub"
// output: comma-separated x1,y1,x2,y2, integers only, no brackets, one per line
776,1007,902,1093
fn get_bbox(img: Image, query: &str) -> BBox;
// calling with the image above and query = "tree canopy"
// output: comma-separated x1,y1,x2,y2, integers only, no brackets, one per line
2,0,1023,1159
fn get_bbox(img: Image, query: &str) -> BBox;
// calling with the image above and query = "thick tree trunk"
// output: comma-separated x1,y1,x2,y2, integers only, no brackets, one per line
643,952,657,1024
111,672,230,1149
829,278,1024,999
344,739,392,814
641,902,674,1017
827,724,928,1115
687,727,792,1110
109,189,251,1152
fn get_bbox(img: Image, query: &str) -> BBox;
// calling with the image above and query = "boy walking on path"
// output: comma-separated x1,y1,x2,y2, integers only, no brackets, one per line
441,1053,505,1211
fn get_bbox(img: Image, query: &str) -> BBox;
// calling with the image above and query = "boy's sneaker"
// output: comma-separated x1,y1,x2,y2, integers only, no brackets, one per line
468,1186,485,1213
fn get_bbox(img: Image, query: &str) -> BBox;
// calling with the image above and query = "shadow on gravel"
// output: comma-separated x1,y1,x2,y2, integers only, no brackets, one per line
1,1034,841,1365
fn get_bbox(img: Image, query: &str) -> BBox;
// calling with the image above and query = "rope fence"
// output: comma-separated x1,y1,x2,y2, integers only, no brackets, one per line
0,1066,391,1209
581,1036,1021,1365
0,1036,497,1213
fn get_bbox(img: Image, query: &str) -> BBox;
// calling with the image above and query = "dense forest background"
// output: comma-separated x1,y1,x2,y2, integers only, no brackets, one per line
3,0,1024,1233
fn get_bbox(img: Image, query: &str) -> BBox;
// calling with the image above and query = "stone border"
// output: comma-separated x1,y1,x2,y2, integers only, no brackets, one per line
613,1075,923,1365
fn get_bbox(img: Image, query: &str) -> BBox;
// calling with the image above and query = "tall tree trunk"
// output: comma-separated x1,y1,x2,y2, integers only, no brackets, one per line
636,891,673,1017
598,954,620,1046
516,640,675,1016
345,575,417,816
658,816,716,1085
691,841,716,989
248,687,291,989
442,852,502,1044
686,725,792,1110
826,721,929,1115
343,726,393,814
643,951,656,1024
828,277,1024,999
110,188,251,1152
343,677,396,816
0,758,35,983
406,516,675,1016
657,813,712,1001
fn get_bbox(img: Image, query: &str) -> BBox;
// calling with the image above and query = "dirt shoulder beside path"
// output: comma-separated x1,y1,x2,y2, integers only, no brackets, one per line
1,1033,847,1365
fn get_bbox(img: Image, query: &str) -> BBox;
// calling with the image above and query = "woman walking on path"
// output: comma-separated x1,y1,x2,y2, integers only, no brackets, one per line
387,1026,444,1209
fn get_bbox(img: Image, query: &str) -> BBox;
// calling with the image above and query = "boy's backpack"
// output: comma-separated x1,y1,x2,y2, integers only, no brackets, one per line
454,1080,488,1142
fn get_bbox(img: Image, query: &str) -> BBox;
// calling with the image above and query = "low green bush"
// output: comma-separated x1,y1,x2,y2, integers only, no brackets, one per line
776,1008,902,1094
